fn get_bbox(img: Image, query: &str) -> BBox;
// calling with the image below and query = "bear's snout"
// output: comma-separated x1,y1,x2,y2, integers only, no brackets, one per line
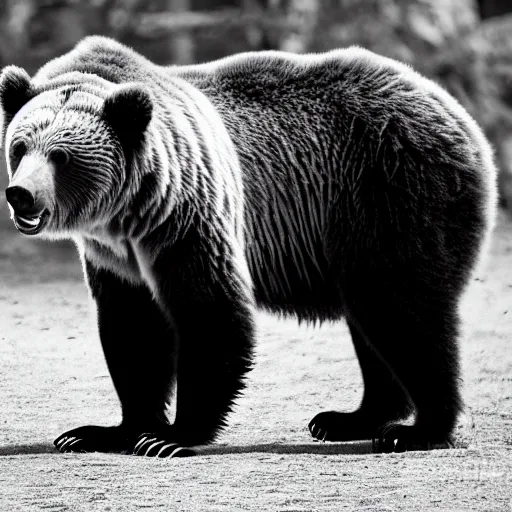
5,177,51,235
5,185,35,214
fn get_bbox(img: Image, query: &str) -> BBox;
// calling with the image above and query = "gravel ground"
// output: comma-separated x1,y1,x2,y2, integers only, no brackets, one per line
0,214,510,512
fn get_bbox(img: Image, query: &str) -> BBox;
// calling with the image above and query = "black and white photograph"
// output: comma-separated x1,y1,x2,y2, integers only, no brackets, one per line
0,0,510,510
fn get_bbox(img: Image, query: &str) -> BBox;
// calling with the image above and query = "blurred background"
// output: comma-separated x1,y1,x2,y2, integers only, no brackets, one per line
1,0,512,263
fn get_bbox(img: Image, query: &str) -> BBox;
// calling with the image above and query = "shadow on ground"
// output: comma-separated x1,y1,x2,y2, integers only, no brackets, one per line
0,443,58,456
0,440,373,457
0,439,473,457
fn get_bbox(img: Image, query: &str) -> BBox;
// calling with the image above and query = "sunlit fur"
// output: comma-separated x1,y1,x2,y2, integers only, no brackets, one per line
1,62,249,297
176,49,499,323
0,36,499,452
21,36,498,321
4,82,125,236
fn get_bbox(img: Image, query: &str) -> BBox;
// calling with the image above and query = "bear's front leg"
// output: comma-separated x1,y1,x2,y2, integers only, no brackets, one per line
54,259,183,456
131,231,256,455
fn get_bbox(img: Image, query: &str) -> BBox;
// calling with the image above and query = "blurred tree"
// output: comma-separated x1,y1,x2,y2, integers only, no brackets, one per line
308,0,479,72
0,0,140,72
266,0,321,53
135,0,479,69
168,0,195,63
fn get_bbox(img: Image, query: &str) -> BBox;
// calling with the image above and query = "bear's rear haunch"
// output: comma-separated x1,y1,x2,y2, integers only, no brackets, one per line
0,36,497,456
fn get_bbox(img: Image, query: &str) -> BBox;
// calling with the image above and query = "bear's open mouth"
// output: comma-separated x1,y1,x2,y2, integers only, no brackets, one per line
13,209,50,235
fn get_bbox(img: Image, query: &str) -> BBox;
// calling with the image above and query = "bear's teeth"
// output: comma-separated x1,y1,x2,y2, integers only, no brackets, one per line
18,216,41,227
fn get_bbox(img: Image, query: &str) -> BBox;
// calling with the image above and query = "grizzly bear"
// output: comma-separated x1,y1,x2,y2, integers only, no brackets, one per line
0,36,497,457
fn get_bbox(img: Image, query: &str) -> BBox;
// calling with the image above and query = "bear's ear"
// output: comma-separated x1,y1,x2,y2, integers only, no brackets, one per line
0,65,35,121
102,84,153,149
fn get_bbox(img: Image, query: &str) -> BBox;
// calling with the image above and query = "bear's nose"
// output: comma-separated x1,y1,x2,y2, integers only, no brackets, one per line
5,186,35,213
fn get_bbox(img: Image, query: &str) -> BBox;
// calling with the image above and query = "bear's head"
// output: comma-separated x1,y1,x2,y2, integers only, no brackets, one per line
0,65,153,236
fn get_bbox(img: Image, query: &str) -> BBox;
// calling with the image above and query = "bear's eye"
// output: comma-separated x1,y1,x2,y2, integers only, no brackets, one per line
10,140,27,170
49,148,70,167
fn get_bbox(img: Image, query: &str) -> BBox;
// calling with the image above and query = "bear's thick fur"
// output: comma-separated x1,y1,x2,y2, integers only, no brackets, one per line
0,36,497,456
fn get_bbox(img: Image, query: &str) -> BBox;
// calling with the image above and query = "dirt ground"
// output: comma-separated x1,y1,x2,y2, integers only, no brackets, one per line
0,212,511,512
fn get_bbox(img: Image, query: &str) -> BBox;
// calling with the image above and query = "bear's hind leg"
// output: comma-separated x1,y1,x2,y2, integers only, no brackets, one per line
345,279,462,453
309,320,412,442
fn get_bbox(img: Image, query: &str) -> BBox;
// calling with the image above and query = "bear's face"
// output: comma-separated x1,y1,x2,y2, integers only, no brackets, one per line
0,66,153,237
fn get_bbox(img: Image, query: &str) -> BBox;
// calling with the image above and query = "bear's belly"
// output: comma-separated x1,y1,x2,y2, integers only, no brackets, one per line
251,266,345,322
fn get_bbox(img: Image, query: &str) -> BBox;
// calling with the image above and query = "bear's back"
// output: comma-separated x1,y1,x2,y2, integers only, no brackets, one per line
173,45,497,315
174,44,497,224
173,47,416,133
173,46,492,172
32,36,160,86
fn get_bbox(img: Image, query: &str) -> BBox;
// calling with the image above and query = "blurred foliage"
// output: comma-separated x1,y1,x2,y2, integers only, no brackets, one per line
0,1,500,69
1,0,512,215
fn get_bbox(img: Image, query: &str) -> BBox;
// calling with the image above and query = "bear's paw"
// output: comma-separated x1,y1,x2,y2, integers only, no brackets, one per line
371,423,455,453
309,410,381,442
54,425,132,454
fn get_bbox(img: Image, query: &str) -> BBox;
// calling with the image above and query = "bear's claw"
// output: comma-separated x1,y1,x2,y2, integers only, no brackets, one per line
309,423,328,442
54,426,196,457
132,433,195,458
308,413,456,452
54,435,87,453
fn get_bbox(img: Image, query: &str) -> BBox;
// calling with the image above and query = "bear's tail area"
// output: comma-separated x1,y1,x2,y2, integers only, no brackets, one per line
376,49,499,273
454,100,498,283
420,62,499,280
